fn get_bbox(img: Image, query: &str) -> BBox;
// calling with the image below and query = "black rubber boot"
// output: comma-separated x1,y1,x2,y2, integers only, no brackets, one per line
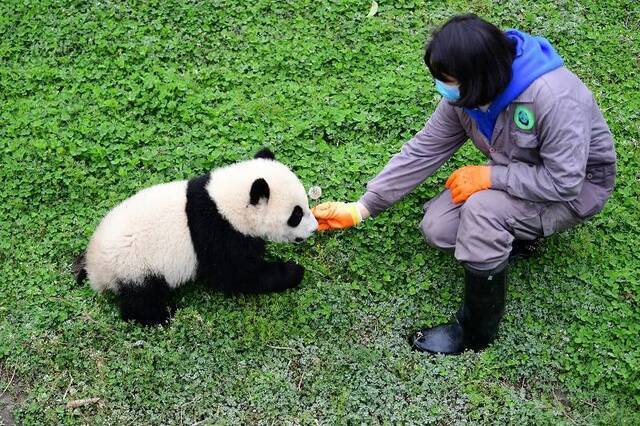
509,238,542,262
409,261,507,355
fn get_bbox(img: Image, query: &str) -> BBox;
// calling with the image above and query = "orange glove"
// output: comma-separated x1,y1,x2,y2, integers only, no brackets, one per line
445,165,492,204
311,202,362,231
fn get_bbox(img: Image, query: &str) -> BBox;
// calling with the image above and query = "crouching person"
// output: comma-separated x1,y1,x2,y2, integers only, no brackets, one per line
312,14,616,355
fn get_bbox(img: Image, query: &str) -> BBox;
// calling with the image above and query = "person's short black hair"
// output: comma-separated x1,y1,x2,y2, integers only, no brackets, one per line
424,14,516,108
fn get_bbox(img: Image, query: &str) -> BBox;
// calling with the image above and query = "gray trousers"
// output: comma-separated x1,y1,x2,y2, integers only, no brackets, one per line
419,189,582,270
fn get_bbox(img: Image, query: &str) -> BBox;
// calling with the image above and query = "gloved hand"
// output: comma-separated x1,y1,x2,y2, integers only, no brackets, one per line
311,202,362,231
445,165,492,204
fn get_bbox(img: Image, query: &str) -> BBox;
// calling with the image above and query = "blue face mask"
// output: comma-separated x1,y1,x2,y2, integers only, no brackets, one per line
435,79,460,101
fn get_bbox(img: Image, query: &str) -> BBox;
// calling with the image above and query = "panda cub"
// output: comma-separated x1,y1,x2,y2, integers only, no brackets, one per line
74,148,318,325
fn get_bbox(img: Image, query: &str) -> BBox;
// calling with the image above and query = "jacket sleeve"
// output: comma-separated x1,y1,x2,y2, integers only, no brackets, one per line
491,95,591,202
359,100,467,217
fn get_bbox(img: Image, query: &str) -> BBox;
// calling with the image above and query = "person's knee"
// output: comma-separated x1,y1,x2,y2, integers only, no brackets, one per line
420,211,455,250
459,190,506,222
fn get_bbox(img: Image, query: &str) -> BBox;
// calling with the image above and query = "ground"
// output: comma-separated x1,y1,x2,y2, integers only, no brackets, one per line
1,0,639,424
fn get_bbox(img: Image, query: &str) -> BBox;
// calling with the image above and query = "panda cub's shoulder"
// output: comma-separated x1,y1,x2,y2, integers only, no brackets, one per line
184,168,267,277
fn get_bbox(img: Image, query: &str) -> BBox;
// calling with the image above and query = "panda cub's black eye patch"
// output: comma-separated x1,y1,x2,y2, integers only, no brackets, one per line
287,205,303,227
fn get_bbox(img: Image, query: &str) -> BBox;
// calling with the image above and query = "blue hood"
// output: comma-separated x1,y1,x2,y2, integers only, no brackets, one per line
464,30,564,142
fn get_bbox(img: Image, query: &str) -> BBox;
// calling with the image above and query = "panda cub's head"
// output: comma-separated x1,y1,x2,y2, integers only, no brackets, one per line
207,148,318,243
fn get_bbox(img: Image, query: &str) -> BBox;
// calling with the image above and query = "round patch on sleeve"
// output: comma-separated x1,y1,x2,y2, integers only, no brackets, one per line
514,105,535,131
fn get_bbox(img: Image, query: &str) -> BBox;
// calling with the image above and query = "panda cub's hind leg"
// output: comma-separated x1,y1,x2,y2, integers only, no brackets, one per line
117,276,174,326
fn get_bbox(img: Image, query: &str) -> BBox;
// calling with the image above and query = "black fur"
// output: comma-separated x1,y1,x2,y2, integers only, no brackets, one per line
186,174,304,294
73,253,87,284
254,147,275,160
249,178,270,205
117,276,173,326
287,205,303,227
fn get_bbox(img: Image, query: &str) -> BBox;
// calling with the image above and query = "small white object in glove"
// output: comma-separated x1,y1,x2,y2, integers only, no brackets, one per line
308,186,322,200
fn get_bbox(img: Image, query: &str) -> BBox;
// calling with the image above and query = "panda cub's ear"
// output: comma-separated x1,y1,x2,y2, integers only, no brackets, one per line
250,178,270,205
254,148,275,160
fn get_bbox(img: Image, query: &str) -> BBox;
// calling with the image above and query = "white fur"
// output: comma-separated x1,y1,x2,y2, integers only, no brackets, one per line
85,157,317,293
85,180,197,292
207,158,317,242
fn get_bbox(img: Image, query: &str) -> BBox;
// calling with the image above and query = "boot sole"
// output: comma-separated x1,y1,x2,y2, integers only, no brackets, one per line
406,333,465,356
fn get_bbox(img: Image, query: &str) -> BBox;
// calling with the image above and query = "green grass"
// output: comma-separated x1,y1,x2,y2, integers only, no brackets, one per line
1,0,639,424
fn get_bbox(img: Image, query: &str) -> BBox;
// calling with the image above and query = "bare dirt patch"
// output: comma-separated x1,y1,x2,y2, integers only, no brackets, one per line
0,367,23,426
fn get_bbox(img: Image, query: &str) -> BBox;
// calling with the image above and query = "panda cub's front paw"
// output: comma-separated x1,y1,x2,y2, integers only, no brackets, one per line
282,261,305,289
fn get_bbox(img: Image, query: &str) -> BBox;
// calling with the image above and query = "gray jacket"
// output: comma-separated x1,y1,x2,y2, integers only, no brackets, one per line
359,67,616,218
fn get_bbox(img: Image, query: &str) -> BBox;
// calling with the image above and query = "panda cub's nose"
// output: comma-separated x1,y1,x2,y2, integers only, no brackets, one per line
295,237,303,243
